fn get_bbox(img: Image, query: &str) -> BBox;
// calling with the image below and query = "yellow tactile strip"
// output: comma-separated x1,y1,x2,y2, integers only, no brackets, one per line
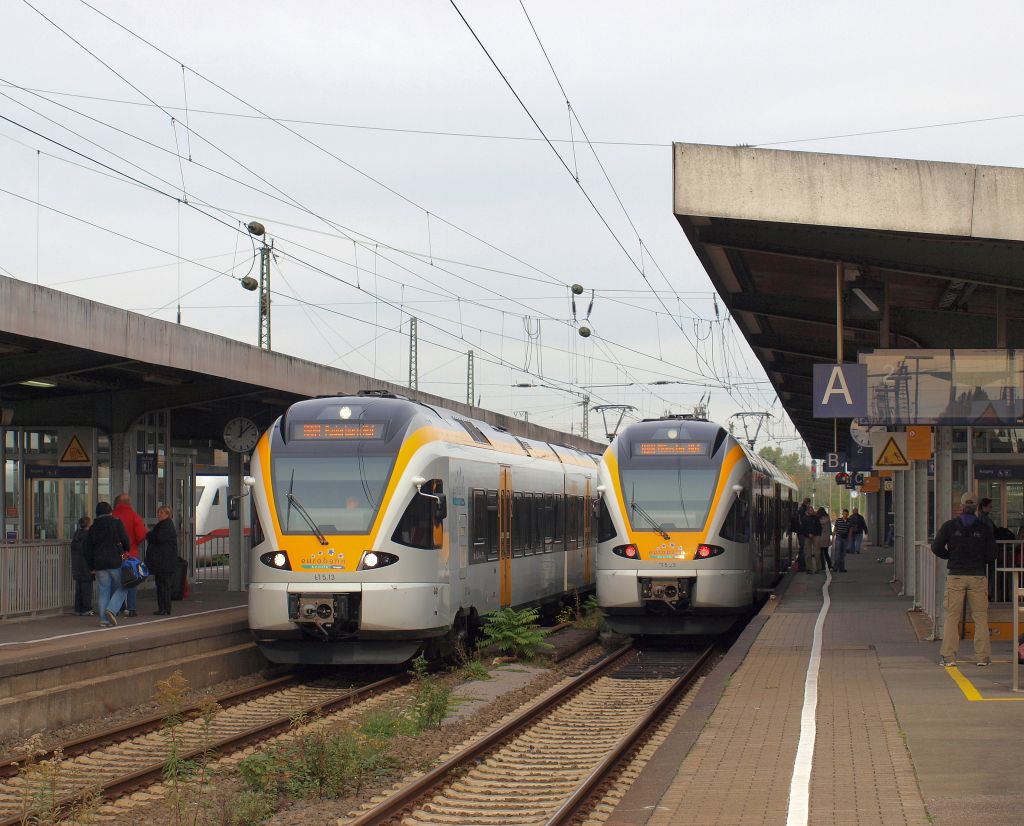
647,610,930,826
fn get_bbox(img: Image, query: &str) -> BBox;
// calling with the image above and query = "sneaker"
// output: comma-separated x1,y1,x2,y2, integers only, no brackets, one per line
127,610,137,617
977,657,992,667
99,622,111,628
105,609,118,626
939,656,956,667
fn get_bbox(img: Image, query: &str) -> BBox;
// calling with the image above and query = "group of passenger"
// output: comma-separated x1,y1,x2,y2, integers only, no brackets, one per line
791,498,868,574
69,494,179,627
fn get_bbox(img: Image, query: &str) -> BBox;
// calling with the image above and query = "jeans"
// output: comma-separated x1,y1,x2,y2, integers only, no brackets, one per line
940,575,991,660
126,586,137,612
95,568,127,621
834,536,848,571
851,533,863,554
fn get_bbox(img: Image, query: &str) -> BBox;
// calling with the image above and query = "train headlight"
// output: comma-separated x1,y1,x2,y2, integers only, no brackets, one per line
259,550,292,570
695,543,724,559
359,550,399,570
612,544,640,559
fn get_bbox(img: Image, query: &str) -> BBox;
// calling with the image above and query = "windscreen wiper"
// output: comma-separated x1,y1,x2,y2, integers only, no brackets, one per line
285,492,329,546
631,501,670,540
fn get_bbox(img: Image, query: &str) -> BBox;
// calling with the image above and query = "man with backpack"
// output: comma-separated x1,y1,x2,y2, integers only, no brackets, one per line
932,493,998,667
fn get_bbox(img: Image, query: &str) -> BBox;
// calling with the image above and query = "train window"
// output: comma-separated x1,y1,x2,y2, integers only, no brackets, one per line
470,489,488,564
553,495,564,547
719,494,750,543
392,481,442,550
578,497,586,546
512,492,524,557
598,498,617,542
523,493,536,555
486,490,499,561
566,496,578,548
211,489,220,506
251,502,266,547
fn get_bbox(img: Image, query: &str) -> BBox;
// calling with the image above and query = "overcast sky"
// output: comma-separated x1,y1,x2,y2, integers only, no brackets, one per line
3,0,1022,450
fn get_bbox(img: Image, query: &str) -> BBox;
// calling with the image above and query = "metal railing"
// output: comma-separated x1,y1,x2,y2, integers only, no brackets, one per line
992,541,1024,603
914,541,938,633
0,541,73,618
192,533,233,582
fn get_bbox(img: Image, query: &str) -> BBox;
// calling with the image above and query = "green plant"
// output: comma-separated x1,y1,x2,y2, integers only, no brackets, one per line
410,655,451,729
481,606,553,660
17,736,66,826
154,670,194,826
237,728,395,802
555,604,575,624
576,594,605,630
359,709,418,740
228,789,276,825
460,658,491,682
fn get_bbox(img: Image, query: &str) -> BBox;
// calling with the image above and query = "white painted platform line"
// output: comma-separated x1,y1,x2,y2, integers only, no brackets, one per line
0,606,242,648
785,568,832,826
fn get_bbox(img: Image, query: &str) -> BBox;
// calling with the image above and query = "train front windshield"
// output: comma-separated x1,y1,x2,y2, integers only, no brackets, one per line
618,430,723,533
270,411,402,535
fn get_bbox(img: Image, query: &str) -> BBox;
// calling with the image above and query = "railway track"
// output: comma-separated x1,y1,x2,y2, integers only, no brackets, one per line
0,672,406,826
346,643,713,826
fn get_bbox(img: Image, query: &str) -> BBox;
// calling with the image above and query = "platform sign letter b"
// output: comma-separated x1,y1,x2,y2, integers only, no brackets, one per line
813,363,868,418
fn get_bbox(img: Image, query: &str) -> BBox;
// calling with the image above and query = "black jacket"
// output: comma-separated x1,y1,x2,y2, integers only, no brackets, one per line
931,514,997,576
71,527,91,581
84,514,130,571
145,518,179,574
800,513,821,538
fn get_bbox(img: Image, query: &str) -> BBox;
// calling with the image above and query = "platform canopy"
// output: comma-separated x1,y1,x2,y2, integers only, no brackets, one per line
673,143,1024,456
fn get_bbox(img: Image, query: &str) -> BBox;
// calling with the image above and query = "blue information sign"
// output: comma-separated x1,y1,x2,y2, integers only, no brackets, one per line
974,464,1024,480
813,364,868,418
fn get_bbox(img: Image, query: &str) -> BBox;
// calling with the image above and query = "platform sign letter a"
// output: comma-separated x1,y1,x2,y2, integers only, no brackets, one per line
812,363,868,418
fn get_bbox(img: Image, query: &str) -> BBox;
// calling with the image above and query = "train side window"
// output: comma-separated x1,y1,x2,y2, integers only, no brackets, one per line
598,497,617,542
566,495,578,548
553,494,564,548
523,493,535,555
251,502,266,547
719,493,750,543
486,490,499,561
470,489,488,564
512,492,524,557
392,484,439,550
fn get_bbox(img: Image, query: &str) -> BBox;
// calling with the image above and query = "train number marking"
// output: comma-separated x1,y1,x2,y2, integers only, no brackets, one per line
314,574,336,582
656,562,679,568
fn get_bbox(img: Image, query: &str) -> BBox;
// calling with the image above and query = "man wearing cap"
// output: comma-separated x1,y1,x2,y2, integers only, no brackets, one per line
932,493,998,667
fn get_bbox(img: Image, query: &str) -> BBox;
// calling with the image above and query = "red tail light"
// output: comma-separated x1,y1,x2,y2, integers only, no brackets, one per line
613,544,640,559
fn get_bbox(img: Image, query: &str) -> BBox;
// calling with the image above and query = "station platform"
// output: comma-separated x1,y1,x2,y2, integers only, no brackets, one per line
608,548,1024,826
0,586,261,743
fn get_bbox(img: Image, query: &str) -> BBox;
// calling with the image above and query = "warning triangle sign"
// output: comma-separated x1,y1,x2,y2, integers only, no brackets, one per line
60,435,90,464
875,437,909,468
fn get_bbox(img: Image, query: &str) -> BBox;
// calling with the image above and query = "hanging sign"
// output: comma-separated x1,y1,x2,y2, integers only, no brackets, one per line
871,431,910,470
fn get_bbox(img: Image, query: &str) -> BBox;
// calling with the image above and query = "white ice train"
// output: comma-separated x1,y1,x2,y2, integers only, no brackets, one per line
247,392,599,665
596,416,797,635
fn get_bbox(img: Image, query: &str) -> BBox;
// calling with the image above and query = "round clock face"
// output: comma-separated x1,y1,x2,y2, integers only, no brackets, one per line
224,417,259,453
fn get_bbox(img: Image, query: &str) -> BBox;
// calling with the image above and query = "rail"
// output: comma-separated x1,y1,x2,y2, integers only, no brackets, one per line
0,541,73,618
914,541,937,637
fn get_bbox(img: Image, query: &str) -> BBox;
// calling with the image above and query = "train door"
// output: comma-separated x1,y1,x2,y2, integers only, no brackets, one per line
583,477,593,584
499,465,512,607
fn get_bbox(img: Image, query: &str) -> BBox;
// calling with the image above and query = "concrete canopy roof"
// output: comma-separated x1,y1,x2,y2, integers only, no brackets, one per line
673,143,1024,457
0,276,603,454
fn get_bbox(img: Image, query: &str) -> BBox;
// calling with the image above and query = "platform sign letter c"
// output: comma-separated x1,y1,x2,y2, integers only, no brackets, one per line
812,363,868,418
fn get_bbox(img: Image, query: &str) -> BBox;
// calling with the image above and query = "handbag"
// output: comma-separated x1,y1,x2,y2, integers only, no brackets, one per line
121,556,149,589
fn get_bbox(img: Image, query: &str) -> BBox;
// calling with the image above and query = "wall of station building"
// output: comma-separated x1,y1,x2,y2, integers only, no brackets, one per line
1,411,185,543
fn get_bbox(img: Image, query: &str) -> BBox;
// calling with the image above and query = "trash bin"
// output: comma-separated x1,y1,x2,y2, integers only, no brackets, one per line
172,556,189,601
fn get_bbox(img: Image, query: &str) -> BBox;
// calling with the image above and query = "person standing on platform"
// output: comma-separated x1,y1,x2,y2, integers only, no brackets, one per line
849,507,868,554
932,493,998,667
113,493,147,617
800,505,822,573
817,506,834,572
84,502,130,627
146,506,178,616
794,498,812,572
833,509,851,572
71,515,94,616
978,498,994,530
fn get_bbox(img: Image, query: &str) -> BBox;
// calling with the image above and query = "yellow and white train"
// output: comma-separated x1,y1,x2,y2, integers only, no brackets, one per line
596,416,797,635
247,392,599,664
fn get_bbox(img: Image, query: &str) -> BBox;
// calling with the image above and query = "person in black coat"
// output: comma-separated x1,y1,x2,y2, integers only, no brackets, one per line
70,516,94,616
84,501,131,626
146,505,179,616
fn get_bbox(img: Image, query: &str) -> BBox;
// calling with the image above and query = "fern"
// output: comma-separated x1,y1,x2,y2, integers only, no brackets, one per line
481,607,552,659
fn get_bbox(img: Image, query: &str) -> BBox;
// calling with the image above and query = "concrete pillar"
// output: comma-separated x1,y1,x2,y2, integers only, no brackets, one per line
934,427,953,638
228,450,243,592
910,459,928,604
902,463,916,594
